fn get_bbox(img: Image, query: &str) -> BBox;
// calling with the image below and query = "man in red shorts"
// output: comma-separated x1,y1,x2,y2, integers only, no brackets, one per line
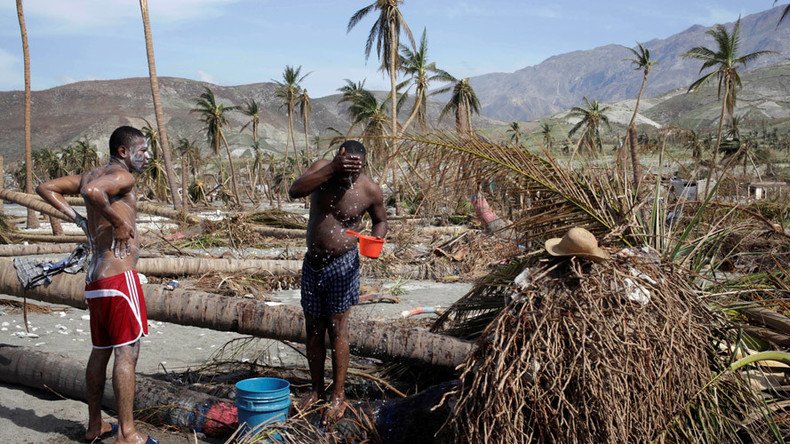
37,126,158,444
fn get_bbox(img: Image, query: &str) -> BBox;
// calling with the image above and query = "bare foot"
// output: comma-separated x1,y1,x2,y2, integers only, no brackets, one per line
296,391,322,413
84,421,114,441
322,394,348,425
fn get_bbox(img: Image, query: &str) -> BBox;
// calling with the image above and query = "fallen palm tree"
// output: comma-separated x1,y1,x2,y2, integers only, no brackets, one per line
0,243,80,256
8,233,87,244
438,251,777,443
1,189,201,224
0,345,236,438
134,257,301,277
0,188,70,221
0,267,473,367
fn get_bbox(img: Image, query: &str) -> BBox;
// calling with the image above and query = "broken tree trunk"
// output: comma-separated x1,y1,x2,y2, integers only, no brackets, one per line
0,345,236,437
9,233,87,243
0,268,473,367
0,243,80,256
3,191,202,225
135,257,301,277
250,225,306,239
0,188,70,221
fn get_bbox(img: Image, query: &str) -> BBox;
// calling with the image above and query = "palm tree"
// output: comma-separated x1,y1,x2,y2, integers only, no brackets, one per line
298,89,312,159
240,99,261,144
139,0,181,209
506,122,523,145
438,77,481,136
16,0,38,228
540,122,554,150
625,42,655,188
568,97,611,154
338,79,368,135
176,137,198,207
344,88,389,171
73,139,99,174
190,87,241,205
274,65,309,157
683,18,772,156
398,28,453,134
347,0,415,142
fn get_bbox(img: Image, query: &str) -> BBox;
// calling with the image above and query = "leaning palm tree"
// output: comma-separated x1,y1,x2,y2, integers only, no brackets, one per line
139,0,181,209
683,18,772,157
337,79,368,135
625,42,655,188
273,65,309,158
539,122,554,150
16,0,38,228
298,89,312,159
398,28,453,134
506,122,523,145
438,76,481,136
347,0,415,142
239,99,261,144
190,87,241,205
568,97,611,154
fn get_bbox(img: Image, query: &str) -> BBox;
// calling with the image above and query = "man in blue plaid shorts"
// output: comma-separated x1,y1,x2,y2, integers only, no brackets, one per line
288,140,387,423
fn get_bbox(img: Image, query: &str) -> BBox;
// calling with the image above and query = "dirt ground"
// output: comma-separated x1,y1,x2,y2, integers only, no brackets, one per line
0,278,470,443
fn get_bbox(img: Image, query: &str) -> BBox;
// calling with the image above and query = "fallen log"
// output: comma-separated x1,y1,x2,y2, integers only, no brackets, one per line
250,225,306,239
742,307,790,337
4,191,202,225
9,233,88,243
0,188,70,221
135,257,301,277
0,268,473,367
0,345,236,438
0,243,81,256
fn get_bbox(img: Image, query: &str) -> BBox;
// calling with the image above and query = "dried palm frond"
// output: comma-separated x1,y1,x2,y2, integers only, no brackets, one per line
401,133,624,248
440,251,778,443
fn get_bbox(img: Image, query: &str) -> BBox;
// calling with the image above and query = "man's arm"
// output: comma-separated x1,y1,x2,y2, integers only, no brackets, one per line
288,147,363,199
36,175,87,233
81,171,136,258
367,183,388,239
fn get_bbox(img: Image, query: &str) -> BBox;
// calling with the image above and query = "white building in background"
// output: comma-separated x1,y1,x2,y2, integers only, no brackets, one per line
748,181,788,201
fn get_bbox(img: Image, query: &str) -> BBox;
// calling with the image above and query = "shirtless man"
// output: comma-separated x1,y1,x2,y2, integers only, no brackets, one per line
37,126,157,444
288,140,387,423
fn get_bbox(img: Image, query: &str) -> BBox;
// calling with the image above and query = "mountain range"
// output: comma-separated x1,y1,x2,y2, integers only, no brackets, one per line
467,5,790,121
0,5,788,162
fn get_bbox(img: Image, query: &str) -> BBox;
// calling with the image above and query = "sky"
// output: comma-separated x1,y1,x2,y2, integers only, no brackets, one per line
0,0,781,98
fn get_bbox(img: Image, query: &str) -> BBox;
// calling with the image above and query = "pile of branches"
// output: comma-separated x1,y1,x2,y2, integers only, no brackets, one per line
440,250,772,443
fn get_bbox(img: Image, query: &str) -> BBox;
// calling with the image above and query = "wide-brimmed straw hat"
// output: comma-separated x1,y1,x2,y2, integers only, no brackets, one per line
544,227,610,262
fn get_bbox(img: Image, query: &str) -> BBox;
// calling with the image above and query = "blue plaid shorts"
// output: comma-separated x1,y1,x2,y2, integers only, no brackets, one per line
300,249,360,318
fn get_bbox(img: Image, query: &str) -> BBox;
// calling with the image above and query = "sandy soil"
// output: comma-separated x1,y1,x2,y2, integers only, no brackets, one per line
0,277,471,443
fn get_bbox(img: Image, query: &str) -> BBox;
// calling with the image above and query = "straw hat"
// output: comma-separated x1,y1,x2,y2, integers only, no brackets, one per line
544,227,610,261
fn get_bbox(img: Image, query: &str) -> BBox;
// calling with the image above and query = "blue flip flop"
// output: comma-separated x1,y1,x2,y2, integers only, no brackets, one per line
146,436,160,444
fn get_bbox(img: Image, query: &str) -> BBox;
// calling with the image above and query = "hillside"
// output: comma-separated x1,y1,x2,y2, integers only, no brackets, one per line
0,77,502,162
465,5,790,122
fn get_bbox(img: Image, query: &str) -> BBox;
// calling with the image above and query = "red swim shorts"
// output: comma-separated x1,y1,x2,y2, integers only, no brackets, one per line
84,270,148,349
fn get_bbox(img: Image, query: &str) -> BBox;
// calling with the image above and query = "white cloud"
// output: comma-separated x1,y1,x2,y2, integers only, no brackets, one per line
197,69,217,84
0,48,21,90
0,0,244,34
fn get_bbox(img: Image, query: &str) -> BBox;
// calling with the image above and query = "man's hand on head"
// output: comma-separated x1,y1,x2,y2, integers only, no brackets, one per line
111,220,134,259
331,147,363,175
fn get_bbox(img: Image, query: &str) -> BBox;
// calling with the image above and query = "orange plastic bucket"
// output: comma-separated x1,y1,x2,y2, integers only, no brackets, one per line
345,230,385,259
